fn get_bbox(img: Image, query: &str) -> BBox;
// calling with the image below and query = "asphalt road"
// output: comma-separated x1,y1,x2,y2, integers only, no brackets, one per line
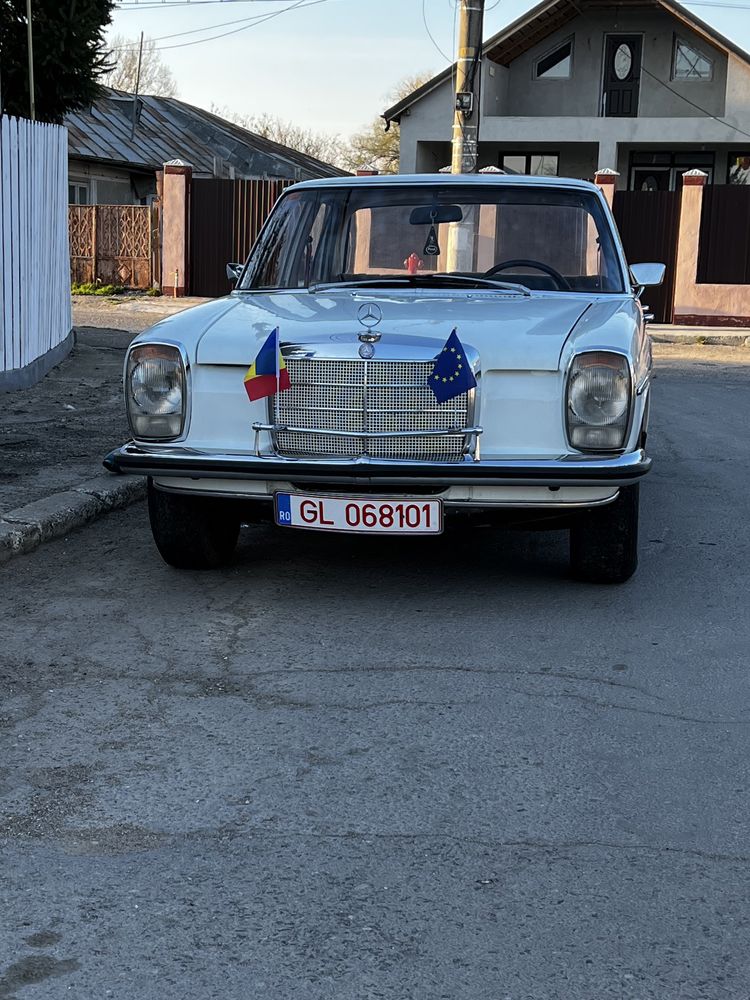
2,352,750,1000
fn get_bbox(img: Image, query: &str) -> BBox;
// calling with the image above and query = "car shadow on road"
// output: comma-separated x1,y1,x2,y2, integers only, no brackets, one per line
232,519,572,588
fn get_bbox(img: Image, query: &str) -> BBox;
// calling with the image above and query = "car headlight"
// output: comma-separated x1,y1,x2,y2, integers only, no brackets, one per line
566,351,631,451
126,344,186,440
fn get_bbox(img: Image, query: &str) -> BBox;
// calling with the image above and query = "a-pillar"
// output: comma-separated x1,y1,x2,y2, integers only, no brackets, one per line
594,168,619,209
161,159,192,296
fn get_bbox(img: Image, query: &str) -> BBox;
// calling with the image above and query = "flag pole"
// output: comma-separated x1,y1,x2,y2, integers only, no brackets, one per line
275,326,280,396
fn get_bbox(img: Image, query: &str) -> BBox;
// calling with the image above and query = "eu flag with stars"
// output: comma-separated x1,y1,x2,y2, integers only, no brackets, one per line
428,329,477,403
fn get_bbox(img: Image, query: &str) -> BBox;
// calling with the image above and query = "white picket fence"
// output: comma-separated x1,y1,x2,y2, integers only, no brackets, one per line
0,115,71,380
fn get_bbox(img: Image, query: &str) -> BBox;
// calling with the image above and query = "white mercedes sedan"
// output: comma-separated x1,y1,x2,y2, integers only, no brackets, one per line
105,174,663,583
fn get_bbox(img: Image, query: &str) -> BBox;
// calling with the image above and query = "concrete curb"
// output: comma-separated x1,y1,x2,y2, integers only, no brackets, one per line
0,475,146,566
650,329,750,347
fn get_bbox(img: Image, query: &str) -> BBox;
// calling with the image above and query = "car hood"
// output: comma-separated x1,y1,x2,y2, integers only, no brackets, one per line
188,289,598,372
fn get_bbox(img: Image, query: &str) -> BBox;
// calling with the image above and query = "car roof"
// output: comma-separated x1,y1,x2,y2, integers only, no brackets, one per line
286,173,601,194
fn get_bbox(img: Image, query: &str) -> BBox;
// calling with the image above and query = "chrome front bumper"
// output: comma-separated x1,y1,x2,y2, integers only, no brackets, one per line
104,443,651,487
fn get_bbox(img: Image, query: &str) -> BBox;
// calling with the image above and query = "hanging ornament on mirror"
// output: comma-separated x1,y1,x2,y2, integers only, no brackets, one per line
423,210,441,256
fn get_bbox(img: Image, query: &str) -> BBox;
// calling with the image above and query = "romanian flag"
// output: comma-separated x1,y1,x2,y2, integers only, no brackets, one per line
243,327,290,402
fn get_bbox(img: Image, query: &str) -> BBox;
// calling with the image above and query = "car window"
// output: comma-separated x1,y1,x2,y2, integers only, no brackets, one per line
242,184,625,294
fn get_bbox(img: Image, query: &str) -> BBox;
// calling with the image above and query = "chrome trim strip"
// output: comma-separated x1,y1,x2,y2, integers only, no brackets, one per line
636,369,652,396
105,443,651,487
251,421,483,440
152,482,619,509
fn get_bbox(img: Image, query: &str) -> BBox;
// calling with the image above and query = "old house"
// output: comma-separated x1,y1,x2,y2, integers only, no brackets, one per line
65,88,345,206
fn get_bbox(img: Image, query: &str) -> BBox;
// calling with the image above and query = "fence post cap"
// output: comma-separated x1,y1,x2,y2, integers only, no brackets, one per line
594,168,619,184
682,169,708,186
164,159,193,175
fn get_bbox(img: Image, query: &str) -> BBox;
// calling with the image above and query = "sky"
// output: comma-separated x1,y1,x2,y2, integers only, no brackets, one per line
108,0,750,137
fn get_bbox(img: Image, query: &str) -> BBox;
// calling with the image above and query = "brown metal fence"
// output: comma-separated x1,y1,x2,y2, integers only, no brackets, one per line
189,178,291,297
612,190,682,324
697,185,750,285
69,204,156,289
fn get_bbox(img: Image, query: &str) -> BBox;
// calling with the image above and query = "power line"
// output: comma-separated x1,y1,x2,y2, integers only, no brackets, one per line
422,0,452,61
114,0,330,50
684,1,750,8
640,62,750,141
112,2,308,46
115,0,308,7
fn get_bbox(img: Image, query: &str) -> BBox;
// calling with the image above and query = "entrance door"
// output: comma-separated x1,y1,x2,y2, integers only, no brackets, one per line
603,35,642,117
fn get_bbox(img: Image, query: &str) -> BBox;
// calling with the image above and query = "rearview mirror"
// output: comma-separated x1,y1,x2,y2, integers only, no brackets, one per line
226,262,243,283
630,263,665,290
409,204,463,225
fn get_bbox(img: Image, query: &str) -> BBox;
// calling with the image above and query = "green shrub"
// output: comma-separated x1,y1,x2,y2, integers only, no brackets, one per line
71,282,126,296
146,287,163,297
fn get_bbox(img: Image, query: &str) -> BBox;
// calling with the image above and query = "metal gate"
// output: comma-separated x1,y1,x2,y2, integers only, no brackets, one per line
69,204,156,289
697,185,750,284
189,178,291,297
613,190,681,323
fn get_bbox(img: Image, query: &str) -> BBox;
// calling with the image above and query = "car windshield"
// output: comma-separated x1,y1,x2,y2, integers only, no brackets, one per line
240,183,625,295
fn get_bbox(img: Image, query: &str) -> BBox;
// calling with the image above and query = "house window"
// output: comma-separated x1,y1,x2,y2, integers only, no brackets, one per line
535,40,572,79
69,182,89,205
728,154,750,185
629,151,714,190
672,37,713,80
501,153,559,176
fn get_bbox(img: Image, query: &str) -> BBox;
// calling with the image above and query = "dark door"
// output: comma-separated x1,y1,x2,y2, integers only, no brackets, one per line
603,35,642,117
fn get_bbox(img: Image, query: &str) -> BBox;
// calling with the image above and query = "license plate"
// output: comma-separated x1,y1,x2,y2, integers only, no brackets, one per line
274,493,443,535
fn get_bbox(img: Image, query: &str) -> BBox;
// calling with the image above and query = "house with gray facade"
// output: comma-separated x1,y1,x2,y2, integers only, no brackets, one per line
384,0,750,190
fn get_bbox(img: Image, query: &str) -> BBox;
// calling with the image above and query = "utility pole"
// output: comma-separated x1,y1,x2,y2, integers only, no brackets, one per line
26,0,36,121
447,0,485,272
450,0,485,175
131,31,144,139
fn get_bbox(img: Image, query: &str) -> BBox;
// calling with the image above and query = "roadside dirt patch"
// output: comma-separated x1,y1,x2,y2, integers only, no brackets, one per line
0,329,133,514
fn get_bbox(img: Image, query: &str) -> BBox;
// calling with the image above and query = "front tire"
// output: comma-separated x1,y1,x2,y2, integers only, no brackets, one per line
569,484,639,584
147,479,240,569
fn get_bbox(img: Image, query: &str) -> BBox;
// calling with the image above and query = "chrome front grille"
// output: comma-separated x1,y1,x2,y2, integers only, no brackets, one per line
273,358,471,462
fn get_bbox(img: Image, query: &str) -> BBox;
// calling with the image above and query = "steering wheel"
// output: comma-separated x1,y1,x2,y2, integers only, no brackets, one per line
485,258,570,291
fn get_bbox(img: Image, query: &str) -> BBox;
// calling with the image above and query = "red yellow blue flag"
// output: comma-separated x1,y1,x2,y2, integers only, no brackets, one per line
243,327,290,402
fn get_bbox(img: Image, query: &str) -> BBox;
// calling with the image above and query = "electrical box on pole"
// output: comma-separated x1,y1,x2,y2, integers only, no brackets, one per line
450,0,485,176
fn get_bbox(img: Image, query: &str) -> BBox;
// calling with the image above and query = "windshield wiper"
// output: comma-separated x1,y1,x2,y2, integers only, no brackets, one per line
309,275,531,296
309,278,412,292
416,273,531,295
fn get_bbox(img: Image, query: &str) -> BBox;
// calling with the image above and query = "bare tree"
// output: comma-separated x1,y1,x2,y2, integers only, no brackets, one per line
211,105,344,167
103,35,178,97
340,73,433,174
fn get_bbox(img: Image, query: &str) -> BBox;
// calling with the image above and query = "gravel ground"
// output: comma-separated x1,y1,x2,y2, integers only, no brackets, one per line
0,298,203,516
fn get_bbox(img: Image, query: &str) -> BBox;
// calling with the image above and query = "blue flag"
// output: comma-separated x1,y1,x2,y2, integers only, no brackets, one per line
428,329,477,403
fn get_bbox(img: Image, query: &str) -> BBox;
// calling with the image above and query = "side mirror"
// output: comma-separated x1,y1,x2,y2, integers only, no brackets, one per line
630,263,665,294
226,262,244,284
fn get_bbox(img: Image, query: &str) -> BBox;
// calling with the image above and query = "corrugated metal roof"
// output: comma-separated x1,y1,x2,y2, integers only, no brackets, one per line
66,88,347,181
